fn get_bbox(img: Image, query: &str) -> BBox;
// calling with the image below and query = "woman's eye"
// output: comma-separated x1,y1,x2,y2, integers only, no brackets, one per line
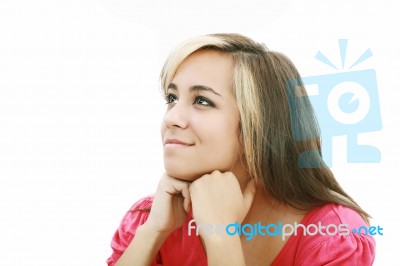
165,93,178,104
194,96,214,107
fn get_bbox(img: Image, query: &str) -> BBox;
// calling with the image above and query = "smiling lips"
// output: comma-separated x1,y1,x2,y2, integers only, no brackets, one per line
164,138,194,148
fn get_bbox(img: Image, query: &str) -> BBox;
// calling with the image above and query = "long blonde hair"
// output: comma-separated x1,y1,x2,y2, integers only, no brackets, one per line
160,33,370,223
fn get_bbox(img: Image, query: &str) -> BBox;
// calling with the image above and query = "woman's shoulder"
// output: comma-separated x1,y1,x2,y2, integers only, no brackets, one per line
273,203,376,265
109,195,156,242
300,203,376,252
128,194,155,211
106,195,156,266
120,194,155,228
304,203,367,229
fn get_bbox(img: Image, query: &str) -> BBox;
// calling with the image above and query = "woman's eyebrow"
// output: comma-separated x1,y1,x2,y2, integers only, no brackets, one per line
167,83,222,97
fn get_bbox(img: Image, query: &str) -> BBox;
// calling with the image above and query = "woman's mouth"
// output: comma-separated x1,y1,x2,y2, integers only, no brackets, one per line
164,138,194,148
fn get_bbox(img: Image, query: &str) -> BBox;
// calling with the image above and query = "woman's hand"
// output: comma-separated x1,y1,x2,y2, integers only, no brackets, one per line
189,170,256,228
145,173,192,235
114,173,191,266
188,170,256,265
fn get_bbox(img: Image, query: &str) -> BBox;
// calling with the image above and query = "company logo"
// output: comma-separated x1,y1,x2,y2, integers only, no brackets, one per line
188,220,383,241
287,39,382,167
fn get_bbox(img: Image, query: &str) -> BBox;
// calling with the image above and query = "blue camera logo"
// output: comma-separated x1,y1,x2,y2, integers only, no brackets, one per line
289,39,382,167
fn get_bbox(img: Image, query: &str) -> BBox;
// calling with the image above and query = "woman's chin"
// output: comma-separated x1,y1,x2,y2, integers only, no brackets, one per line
164,168,204,182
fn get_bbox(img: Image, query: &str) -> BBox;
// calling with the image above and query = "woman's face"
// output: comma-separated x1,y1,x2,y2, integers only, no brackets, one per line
161,49,244,181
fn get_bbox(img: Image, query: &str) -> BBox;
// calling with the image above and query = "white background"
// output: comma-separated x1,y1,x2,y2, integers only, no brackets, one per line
0,0,398,265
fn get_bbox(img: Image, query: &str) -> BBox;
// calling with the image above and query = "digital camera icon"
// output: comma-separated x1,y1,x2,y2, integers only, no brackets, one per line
288,40,382,167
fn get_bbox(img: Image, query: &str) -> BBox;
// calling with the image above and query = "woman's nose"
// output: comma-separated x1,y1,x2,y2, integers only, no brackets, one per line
163,101,189,129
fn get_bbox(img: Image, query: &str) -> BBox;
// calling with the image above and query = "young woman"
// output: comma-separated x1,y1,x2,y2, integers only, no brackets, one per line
107,33,375,266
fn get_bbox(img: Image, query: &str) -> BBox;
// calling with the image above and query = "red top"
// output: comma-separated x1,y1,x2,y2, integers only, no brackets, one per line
107,195,375,266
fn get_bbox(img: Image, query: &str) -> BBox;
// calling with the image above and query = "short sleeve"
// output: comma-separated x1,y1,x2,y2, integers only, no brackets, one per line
271,204,377,266
106,195,159,266
299,232,376,266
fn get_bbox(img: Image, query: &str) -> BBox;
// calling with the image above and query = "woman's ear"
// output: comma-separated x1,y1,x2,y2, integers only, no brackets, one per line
237,121,243,147
237,125,246,161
